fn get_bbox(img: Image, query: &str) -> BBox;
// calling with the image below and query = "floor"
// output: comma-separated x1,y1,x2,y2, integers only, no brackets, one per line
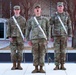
0,63,76,75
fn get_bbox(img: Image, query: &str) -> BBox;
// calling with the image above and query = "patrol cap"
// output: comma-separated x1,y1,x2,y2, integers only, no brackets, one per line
34,4,41,8
57,2,64,7
13,5,20,10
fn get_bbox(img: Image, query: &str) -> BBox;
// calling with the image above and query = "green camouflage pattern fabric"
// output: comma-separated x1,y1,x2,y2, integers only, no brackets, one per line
50,12,72,37
57,2,64,6
10,37,24,62
54,36,67,65
7,15,26,38
26,16,50,41
32,39,47,66
7,15,26,62
26,16,50,66
50,12,72,65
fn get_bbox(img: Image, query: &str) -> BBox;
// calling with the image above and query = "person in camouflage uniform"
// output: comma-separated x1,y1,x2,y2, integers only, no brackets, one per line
50,2,72,70
7,5,26,70
26,4,50,73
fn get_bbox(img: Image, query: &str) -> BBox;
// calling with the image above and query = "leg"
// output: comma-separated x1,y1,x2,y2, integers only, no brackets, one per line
11,50,16,70
54,50,60,70
16,42,24,70
54,37,60,70
16,50,23,70
31,40,39,73
10,42,17,70
39,39,46,73
60,37,66,70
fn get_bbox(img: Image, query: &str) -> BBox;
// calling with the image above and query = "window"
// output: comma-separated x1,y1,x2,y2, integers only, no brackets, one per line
0,22,4,38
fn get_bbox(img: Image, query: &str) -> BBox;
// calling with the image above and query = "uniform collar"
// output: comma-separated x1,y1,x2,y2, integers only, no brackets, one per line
14,15,20,18
35,16,42,20
57,11,65,15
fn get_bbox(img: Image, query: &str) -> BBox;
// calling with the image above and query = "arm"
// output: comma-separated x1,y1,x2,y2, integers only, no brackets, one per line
49,15,55,38
22,18,26,38
46,18,51,41
67,13,72,37
7,19,13,42
26,19,31,41
6,19,11,38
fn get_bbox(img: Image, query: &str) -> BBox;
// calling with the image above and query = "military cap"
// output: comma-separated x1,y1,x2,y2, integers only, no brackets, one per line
13,5,20,10
34,4,41,8
57,2,64,6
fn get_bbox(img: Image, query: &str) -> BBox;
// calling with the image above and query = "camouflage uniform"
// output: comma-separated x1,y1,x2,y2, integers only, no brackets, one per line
50,3,72,69
7,15,26,62
26,16,50,66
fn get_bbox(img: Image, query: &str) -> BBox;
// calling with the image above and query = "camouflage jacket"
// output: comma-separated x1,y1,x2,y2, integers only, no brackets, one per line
26,16,50,41
7,15,26,38
50,12,72,37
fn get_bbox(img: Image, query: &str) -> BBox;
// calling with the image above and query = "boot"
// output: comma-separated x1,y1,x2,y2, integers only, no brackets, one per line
32,66,38,73
53,65,59,70
17,62,23,70
60,64,66,70
39,66,45,73
11,62,16,70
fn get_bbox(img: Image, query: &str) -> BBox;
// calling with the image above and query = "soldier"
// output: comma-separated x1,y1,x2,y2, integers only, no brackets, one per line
26,4,50,73
50,2,72,70
7,5,26,70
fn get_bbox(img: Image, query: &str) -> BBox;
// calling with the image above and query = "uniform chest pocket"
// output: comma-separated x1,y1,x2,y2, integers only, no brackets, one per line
55,17,60,23
31,21,38,29
40,20,46,29
11,24,17,30
64,17,68,23
55,16,67,24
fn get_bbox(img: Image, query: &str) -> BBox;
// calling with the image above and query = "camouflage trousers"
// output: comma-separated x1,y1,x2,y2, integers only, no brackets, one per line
10,37,24,62
32,39,47,66
54,36,67,65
